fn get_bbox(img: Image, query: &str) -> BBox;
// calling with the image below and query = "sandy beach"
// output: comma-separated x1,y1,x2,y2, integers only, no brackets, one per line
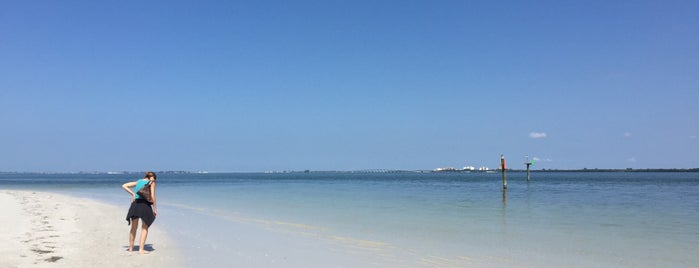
0,190,182,268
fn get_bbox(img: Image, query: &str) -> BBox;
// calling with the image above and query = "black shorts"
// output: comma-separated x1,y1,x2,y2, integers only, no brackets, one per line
126,199,155,227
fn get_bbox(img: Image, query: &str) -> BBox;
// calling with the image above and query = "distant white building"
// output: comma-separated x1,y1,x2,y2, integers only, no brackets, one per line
478,166,490,171
462,166,476,171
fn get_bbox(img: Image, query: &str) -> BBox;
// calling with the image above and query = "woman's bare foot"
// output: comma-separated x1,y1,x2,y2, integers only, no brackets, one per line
138,250,149,254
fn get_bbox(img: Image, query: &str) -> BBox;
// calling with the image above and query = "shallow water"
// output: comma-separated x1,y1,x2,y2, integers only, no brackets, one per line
2,172,698,267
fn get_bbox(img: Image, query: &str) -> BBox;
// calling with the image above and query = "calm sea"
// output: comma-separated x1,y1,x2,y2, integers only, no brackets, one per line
2,172,698,267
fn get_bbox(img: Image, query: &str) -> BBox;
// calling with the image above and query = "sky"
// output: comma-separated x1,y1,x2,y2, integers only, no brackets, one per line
1,0,697,172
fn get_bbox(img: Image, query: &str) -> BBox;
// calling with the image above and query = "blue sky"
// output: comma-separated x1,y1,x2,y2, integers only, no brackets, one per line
1,1,697,172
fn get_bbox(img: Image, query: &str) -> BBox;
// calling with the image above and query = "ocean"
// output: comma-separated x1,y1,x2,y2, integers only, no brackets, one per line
2,172,698,267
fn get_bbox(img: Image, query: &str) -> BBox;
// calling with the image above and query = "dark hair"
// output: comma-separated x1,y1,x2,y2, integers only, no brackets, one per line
144,171,157,181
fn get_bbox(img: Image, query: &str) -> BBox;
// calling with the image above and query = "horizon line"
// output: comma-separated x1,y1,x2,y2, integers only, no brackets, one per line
2,167,699,174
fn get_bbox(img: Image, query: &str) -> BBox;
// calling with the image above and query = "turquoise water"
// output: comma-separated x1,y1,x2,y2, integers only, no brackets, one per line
2,172,698,267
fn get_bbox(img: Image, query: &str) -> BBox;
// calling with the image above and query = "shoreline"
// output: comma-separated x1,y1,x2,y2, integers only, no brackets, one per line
2,168,698,175
0,190,182,268
2,172,696,267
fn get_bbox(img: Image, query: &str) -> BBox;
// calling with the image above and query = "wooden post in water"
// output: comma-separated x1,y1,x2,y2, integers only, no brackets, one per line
525,155,532,182
500,154,507,189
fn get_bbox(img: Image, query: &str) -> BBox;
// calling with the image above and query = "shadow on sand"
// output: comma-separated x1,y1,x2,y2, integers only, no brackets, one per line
123,244,155,252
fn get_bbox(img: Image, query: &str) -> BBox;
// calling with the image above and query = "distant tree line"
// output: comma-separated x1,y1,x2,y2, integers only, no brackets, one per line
534,168,699,172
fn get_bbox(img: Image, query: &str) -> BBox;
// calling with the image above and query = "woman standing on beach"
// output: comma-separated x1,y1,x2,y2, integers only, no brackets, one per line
122,171,158,254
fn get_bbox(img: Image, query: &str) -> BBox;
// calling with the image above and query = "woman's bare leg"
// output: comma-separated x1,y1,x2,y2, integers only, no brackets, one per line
138,223,150,254
129,218,139,252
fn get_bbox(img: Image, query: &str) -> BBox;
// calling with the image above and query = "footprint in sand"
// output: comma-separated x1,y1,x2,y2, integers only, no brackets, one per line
45,256,63,262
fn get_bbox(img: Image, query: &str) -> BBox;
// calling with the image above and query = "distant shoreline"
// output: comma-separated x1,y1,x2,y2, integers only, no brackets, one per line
2,168,699,174
429,168,699,173
522,168,699,172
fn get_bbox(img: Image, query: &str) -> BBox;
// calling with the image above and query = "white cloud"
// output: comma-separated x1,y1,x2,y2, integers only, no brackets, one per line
529,132,547,139
532,157,552,162
627,157,637,162
624,132,632,137
690,135,697,139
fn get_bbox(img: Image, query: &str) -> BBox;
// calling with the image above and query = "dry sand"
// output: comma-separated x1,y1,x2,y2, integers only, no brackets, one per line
0,190,182,268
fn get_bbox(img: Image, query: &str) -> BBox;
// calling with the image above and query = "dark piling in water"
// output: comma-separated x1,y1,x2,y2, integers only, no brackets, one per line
500,155,507,189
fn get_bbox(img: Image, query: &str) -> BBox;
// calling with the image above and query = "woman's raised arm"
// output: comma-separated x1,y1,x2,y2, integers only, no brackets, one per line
122,181,137,196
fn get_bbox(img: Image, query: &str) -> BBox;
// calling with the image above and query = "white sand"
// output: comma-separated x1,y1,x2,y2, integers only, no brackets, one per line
0,190,182,268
